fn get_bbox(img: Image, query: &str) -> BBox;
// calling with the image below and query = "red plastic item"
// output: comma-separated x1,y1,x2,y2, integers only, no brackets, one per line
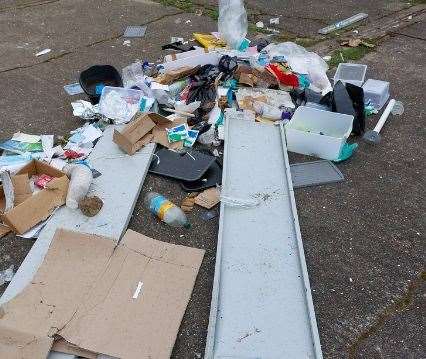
35,174,53,189
64,150,83,159
266,64,299,88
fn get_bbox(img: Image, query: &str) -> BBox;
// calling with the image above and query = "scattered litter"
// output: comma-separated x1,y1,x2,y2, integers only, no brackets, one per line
171,36,185,43
132,281,144,299
0,229,203,358
63,82,84,95
62,163,93,209
195,187,221,209
123,39,131,47
200,209,218,221
286,106,354,161
362,79,390,111
1,160,69,234
363,99,404,145
0,265,14,286
290,160,344,188
181,160,222,192
181,193,197,213
34,174,53,189
334,63,367,87
341,39,375,48
79,65,123,104
270,17,280,25
167,124,189,143
12,133,41,144
79,195,103,217
35,48,51,57
71,100,103,120
124,25,147,38
0,224,11,238
256,21,264,28
149,148,216,181
145,192,190,228
318,13,368,34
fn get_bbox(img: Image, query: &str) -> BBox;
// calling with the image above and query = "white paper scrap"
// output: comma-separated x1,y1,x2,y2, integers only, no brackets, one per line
35,48,51,57
12,133,41,144
132,281,143,299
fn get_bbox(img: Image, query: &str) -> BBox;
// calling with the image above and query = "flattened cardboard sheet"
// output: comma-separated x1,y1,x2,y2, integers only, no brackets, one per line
0,229,204,359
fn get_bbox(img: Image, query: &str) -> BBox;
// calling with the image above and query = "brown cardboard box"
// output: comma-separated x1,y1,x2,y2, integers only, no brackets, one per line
0,160,69,234
113,112,186,155
0,229,205,359
0,224,10,238
11,174,32,205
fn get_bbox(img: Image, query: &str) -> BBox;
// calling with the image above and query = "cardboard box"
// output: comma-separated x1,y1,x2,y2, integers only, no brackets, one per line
0,228,205,359
0,160,69,234
113,112,187,155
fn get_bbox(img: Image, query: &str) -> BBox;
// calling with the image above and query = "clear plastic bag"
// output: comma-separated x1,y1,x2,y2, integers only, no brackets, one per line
218,0,248,50
122,62,145,88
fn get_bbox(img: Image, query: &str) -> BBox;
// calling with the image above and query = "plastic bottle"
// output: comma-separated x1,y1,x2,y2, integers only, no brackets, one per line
144,192,190,228
63,164,93,209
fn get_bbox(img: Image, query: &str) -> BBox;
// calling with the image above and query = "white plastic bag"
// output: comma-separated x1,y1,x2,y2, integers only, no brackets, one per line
63,164,93,209
218,0,248,50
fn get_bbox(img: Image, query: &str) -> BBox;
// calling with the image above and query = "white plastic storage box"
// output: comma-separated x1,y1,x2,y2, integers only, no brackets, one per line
362,79,390,110
285,106,354,160
334,63,367,87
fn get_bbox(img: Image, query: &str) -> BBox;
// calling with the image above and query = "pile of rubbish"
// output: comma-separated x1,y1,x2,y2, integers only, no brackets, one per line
0,1,404,358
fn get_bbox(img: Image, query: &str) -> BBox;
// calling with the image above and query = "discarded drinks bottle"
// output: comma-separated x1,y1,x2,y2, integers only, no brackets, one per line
144,192,190,228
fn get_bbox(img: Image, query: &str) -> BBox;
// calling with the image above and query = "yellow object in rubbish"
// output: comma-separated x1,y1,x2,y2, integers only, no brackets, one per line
193,33,227,49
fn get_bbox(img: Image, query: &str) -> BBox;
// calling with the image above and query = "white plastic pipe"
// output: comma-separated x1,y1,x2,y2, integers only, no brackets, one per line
373,99,404,133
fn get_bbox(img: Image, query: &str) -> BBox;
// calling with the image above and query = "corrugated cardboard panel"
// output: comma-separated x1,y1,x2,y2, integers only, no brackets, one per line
0,229,204,359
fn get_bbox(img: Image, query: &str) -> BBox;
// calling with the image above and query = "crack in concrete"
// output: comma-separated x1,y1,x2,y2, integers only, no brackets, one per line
390,31,426,41
0,0,60,13
347,271,426,358
0,11,184,74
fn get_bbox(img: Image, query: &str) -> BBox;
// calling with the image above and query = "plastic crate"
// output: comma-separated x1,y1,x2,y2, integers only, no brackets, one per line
362,79,390,110
334,63,367,87
285,106,354,160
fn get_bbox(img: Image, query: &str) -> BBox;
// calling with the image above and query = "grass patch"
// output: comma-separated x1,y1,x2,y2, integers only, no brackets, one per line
328,45,375,68
159,0,194,11
205,7,219,20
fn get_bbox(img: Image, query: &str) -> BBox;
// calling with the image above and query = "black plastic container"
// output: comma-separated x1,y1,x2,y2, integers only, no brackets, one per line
79,65,123,104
